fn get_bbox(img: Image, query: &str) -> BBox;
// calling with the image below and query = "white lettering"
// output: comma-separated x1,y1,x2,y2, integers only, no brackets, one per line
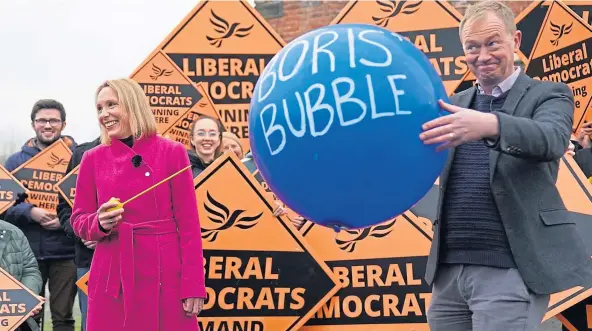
256,27,414,156
366,74,377,117
359,30,392,67
390,32,404,42
283,95,306,138
279,40,308,82
388,74,411,115
312,31,339,75
261,104,286,155
257,56,278,102
304,83,334,137
348,28,356,69
332,77,366,126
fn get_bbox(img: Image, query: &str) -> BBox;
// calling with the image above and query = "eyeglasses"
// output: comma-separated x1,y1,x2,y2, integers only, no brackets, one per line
195,131,220,138
34,119,62,126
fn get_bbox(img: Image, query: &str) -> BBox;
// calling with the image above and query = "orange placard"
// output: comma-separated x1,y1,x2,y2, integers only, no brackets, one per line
0,165,27,215
299,212,433,331
550,154,592,324
517,1,592,63
156,0,286,152
76,271,89,296
453,70,477,94
10,139,72,213
56,165,79,208
130,50,220,150
193,152,340,331
0,267,43,331
524,0,592,134
331,0,467,96
555,296,592,330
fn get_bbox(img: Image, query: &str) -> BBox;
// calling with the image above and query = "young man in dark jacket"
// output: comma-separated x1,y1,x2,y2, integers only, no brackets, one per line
3,99,77,331
57,137,100,331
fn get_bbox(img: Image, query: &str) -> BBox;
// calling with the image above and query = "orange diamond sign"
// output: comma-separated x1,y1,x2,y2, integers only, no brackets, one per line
193,152,340,331
0,267,43,331
524,0,592,134
10,139,72,213
157,0,287,152
130,50,219,150
0,165,27,215
332,0,467,95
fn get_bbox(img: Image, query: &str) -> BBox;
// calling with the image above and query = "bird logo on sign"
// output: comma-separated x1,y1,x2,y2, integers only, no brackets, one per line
201,191,262,242
47,153,68,169
550,21,573,47
149,63,173,81
372,0,422,28
335,218,397,252
206,10,254,48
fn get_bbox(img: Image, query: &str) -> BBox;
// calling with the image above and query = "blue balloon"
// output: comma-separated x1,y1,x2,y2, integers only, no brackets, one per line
249,23,448,230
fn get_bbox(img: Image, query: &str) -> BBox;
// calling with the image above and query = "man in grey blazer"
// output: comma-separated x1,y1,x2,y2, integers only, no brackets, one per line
419,1,592,330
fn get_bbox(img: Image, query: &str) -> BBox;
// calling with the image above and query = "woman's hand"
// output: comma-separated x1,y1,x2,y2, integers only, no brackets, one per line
97,199,124,232
183,297,204,316
291,216,306,230
82,239,98,250
273,201,287,217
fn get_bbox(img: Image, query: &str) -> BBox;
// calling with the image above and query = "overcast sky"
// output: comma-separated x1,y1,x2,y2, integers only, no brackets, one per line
0,0,256,149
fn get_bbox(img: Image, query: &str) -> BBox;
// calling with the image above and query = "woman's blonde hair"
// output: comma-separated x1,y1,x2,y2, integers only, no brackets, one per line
222,132,243,152
96,78,157,145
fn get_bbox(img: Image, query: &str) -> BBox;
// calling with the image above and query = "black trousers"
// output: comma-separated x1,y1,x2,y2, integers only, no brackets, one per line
26,259,77,331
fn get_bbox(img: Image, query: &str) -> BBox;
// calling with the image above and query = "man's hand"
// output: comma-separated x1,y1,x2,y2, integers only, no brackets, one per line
420,100,499,151
30,207,55,224
41,218,61,231
82,239,97,250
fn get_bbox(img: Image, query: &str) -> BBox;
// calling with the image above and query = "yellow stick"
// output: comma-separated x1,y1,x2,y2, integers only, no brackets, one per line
122,165,192,206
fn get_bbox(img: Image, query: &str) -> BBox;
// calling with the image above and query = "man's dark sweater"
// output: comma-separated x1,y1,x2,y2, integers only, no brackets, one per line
440,90,516,268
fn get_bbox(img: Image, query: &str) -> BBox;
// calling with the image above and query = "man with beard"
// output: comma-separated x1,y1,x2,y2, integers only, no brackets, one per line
3,99,78,331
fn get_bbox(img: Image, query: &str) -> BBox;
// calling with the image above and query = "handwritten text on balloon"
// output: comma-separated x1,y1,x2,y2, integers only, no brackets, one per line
255,28,413,156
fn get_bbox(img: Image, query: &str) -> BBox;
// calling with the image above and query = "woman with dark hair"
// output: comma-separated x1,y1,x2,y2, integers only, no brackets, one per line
188,115,225,178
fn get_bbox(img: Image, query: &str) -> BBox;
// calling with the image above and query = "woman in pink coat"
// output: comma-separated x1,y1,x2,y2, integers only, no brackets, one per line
71,78,206,331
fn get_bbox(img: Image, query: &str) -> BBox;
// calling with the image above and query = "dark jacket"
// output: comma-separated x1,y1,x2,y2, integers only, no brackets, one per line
572,141,592,178
242,151,257,173
425,73,592,295
57,138,100,268
2,136,77,260
189,150,211,178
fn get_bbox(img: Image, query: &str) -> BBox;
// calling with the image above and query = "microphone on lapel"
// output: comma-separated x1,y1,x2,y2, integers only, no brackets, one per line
131,155,142,168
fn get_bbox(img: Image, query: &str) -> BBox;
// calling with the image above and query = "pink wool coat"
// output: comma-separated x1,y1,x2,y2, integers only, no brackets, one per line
71,134,206,331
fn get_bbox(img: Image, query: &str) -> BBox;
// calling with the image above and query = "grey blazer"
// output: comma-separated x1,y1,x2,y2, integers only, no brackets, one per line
425,72,592,295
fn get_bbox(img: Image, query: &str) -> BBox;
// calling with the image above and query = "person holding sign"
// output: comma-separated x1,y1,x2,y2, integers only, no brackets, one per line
57,136,101,331
222,132,244,159
71,78,206,331
2,99,78,331
0,218,44,331
188,115,225,178
420,1,592,330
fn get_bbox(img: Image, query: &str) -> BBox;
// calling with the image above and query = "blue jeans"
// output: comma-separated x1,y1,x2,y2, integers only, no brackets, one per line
77,267,90,331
